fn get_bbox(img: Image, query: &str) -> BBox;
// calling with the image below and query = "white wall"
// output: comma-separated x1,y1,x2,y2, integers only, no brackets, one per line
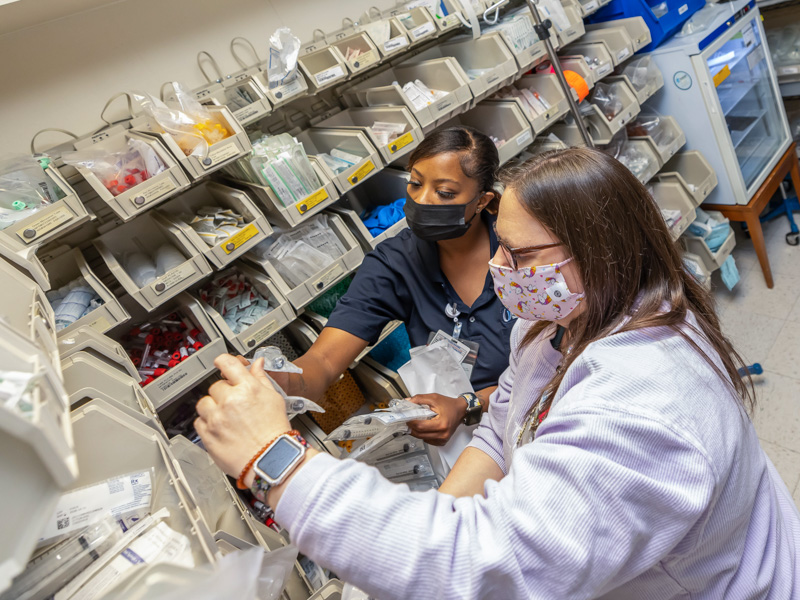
0,0,401,155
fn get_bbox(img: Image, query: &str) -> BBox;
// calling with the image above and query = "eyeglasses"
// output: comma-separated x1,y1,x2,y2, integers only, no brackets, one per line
493,223,563,270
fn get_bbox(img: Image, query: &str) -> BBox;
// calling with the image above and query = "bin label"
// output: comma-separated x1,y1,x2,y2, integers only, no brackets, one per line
384,37,409,53
411,22,435,38
272,77,305,101
314,65,346,87
312,263,345,291
129,178,177,208
222,223,259,254
203,143,241,169
296,188,330,215
349,160,375,185
245,320,279,348
516,130,533,147
16,205,73,243
233,104,263,124
88,314,112,333
388,131,415,153
350,50,377,69
152,262,196,295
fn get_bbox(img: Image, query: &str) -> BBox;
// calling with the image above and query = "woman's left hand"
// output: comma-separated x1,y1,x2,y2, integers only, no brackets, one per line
195,354,291,479
407,393,466,446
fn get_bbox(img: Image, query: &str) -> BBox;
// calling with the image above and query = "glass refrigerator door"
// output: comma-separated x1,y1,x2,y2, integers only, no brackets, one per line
706,16,788,192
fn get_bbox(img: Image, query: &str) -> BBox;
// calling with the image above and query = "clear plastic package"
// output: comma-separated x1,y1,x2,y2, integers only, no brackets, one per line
253,346,302,373
0,155,64,231
326,399,435,441
267,28,301,88
592,82,623,121
374,451,435,481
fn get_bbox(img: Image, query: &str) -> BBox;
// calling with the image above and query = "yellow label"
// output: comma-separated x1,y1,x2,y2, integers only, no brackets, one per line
713,65,731,87
222,223,259,254
296,188,330,215
388,131,414,154
15,204,73,243
349,160,375,185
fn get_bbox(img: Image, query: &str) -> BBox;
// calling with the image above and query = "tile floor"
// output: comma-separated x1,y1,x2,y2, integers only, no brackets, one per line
712,215,800,508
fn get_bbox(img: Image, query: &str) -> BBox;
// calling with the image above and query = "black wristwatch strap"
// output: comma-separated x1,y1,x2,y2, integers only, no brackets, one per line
461,392,482,426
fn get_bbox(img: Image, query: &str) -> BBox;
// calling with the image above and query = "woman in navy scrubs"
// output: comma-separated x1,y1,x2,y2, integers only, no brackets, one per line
271,126,514,445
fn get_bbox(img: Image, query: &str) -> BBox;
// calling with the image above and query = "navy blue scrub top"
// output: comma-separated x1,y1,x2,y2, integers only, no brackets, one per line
326,211,515,391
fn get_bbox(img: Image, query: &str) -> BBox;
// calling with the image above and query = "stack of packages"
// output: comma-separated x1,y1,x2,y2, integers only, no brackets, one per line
250,214,347,287
196,268,275,334
187,206,246,246
121,243,186,288
46,278,105,331
0,155,65,230
225,133,320,206
687,208,739,290
493,85,553,120
317,146,366,175
401,79,449,111
62,139,166,197
370,121,407,145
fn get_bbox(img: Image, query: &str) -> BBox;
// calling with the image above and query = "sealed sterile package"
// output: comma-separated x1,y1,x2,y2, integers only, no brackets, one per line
66,520,194,600
348,424,409,461
123,251,157,287
254,346,302,373
326,399,436,441
267,27,301,87
1,516,123,600
47,277,104,331
317,152,353,174
374,451,435,482
259,369,325,418
370,121,407,146
62,139,166,197
361,430,425,464
38,469,154,547
0,155,63,230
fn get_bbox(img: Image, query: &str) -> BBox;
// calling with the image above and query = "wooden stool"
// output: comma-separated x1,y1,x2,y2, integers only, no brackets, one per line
704,142,800,289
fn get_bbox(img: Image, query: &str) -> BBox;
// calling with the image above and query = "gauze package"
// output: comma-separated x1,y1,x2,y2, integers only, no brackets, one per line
398,342,476,470
46,277,105,331
62,139,166,197
326,399,435,441
267,28,301,88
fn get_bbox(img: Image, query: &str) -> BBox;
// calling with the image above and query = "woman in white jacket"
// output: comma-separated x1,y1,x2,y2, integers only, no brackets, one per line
195,147,800,599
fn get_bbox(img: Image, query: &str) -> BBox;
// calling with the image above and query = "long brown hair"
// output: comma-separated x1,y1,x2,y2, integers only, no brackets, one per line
504,147,755,412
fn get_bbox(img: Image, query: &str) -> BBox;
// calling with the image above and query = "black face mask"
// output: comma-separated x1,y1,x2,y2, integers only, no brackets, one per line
403,192,482,242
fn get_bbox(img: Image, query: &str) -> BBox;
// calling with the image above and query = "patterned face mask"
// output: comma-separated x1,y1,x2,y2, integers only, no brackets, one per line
489,258,585,321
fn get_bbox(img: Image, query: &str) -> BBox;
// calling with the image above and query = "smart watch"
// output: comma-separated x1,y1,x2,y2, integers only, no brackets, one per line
460,392,482,426
249,433,308,503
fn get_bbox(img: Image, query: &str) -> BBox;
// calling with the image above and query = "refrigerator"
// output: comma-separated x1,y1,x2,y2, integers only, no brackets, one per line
647,0,791,205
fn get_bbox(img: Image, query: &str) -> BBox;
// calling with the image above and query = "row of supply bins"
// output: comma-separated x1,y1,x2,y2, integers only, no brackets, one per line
0,0,731,597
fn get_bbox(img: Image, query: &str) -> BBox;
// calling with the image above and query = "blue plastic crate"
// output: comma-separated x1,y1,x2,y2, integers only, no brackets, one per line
589,0,704,52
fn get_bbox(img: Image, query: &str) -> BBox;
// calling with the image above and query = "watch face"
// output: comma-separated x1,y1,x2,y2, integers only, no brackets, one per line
257,437,303,480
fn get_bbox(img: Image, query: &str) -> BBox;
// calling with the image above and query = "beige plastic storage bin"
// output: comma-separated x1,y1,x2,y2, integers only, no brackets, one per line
331,167,409,250
309,580,345,599
433,0,468,32
483,15,548,77
388,6,438,44
683,227,736,272
295,414,344,457
344,58,473,132
298,46,349,94
41,246,130,337
154,181,272,270
227,157,340,229
554,0,587,46
245,212,365,311
353,356,410,400
589,16,651,53
399,34,517,107
623,139,661,185
607,62,664,105
583,80,640,145
656,151,718,207
132,106,251,180
0,253,59,363
629,115,686,166
315,106,423,165
57,324,141,382
119,293,227,409
0,241,50,291
70,130,190,222
198,264,296,355
60,351,157,420
0,164,88,257
557,55,596,92
577,0,609,17
360,14,412,59
94,212,212,312
330,31,381,75
193,78,273,127
683,250,712,289
562,43,615,83
446,101,534,165
295,128,383,194
0,321,77,595
651,180,697,241
70,400,218,566
514,73,572,134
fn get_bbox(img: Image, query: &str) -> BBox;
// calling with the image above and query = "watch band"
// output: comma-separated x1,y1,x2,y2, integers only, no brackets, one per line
249,433,309,504
460,392,482,426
